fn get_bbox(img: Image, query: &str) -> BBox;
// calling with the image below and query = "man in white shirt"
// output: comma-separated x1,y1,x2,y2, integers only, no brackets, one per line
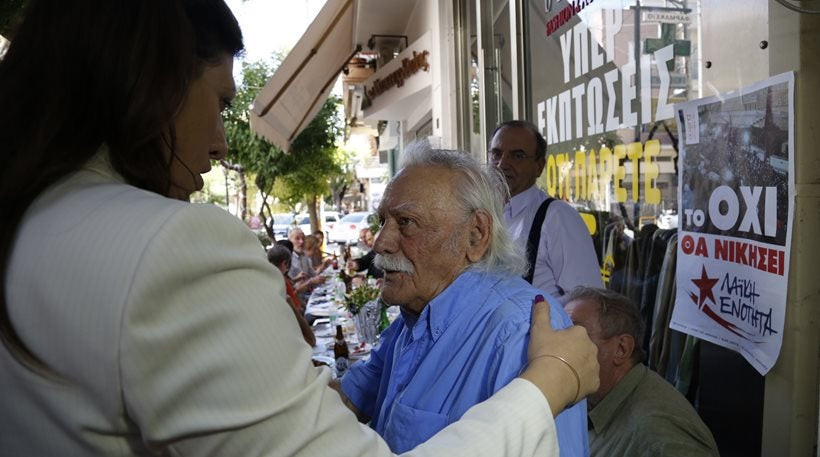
489,120,603,303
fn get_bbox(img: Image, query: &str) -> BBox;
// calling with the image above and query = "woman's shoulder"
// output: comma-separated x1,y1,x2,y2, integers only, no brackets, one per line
26,173,254,259
70,171,243,226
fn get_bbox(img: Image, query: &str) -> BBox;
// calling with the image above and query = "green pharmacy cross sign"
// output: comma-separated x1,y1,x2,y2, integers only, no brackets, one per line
645,23,691,71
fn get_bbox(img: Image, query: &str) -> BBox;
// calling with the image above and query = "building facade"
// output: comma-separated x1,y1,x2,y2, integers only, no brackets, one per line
347,2,819,455
259,1,819,454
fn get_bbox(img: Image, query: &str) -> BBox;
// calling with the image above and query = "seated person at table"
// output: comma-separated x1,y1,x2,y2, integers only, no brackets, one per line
335,144,588,455
275,238,294,253
267,246,315,347
564,287,718,457
346,227,384,279
304,234,333,274
288,228,325,303
274,240,314,307
311,230,330,266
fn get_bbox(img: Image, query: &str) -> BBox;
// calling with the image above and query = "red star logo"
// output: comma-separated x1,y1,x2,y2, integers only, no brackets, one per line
691,265,719,309
687,265,752,341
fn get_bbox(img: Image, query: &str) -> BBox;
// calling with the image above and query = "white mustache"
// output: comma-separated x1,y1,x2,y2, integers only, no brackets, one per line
374,253,415,274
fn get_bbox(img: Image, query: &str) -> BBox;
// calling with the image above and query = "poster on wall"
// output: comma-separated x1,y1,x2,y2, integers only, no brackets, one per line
670,71,794,375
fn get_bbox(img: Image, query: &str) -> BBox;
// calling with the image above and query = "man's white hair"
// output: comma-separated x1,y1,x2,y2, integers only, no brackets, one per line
397,140,527,277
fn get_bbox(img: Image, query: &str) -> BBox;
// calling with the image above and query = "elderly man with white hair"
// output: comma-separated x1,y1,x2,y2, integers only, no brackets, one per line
336,144,589,456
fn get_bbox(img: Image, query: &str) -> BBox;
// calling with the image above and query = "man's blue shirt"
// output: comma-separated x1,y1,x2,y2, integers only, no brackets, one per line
340,268,589,455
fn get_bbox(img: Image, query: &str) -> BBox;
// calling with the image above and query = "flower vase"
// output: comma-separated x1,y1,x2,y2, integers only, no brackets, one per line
353,300,379,345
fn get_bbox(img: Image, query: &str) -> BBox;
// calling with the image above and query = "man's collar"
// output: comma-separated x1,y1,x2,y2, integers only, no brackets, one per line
506,184,543,218
588,363,646,433
404,269,500,342
399,306,420,329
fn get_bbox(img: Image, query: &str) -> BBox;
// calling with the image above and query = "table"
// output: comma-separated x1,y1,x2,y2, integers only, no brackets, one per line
305,269,373,375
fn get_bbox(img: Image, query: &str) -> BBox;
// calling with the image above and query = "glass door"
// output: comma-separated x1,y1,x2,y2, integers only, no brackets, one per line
477,0,517,152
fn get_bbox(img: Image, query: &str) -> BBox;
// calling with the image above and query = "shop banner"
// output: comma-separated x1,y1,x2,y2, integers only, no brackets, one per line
670,72,794,375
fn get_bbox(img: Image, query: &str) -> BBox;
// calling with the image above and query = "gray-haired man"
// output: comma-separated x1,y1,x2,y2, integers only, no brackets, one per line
335,143,589,456
565,287,719,457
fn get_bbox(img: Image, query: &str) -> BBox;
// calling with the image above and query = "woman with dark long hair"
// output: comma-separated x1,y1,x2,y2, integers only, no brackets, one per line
0,0,599,455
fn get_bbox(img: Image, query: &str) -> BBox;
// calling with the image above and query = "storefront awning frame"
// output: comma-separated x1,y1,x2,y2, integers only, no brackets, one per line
249,0,358,152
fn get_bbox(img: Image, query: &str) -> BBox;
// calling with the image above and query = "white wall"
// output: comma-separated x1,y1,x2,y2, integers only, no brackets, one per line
400,0,460,150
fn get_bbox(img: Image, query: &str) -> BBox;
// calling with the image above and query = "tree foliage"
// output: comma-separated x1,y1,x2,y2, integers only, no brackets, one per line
277,96,343,204
224,58,284,174
222,57,287,236
275,95,345,233
329,146,356,213
223,55,348,239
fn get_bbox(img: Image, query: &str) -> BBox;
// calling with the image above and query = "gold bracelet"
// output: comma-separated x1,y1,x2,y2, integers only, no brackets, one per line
530,354,581,406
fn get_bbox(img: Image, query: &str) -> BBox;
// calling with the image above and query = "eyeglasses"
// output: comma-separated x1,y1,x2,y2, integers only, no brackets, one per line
488,149,536,162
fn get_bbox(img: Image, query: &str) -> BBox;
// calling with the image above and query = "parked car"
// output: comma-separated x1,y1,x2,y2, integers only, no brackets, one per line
270,213,296,240
323,212,341,235
327,211,377,244
295,214,310,235
296,211,341,238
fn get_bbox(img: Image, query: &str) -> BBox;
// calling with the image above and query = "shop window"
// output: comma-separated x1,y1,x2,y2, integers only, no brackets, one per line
521,2,783,455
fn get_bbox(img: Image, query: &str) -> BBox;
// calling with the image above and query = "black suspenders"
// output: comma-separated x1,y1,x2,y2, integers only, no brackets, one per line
523,198,555,285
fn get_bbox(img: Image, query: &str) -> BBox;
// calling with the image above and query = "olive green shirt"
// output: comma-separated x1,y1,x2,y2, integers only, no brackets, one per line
588,364,719,457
